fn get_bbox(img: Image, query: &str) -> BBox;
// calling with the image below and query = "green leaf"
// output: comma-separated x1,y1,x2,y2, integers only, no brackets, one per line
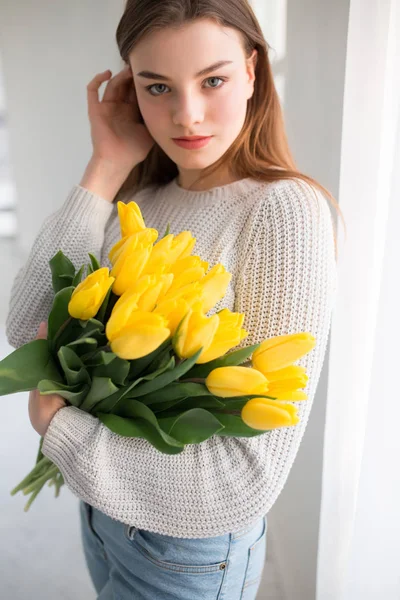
66,337,98,357
109,399,188,450
138,396,191,414
138,346,175,379
127,338,172,380
91,345,198,414
126,347,204,399
158,408,225,443
88,253,101,271
183,343,262,380
79,317,105,331
138,381,209,405
72,265,86,287
217,394,277,410
84,350,118,367
162,222,171,239
97,412,185,454
79,376,119,412
56,318,106,351
55,320,102,353
154,394,277,417
155,395,226,413
59,274,74,282
92,356,130,386
90,387,128,414
49,251,76,293
47,286,75,350
139,355,175,382
37,380,90,407
57,346,91,386
100,291,120,326
0,339,63,395
210,412,263,437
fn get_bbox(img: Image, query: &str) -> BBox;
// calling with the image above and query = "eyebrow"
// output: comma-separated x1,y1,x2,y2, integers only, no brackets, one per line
136,60,234,81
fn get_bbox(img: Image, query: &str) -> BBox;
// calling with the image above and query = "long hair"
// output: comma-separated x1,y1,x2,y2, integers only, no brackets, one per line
114,0,345,259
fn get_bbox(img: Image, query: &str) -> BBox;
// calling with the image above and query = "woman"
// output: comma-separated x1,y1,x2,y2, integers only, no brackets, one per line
7,1,343,598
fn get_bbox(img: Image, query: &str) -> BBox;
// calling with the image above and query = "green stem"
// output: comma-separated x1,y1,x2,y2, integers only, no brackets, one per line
10,456,53,495
54,472,64,497
23,478,49,512
22,465,59,495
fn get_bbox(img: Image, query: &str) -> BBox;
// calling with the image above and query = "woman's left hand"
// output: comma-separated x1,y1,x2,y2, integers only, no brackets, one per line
28,321,67,437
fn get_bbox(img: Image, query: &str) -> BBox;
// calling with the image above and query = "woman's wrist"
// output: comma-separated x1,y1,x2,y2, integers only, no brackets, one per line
79,157,134,203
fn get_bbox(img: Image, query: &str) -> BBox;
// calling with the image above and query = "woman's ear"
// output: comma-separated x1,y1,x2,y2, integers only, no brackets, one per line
246,49,258,98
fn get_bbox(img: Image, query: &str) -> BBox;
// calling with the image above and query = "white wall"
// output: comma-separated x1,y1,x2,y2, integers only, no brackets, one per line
0,0,125,258
263,0,349,598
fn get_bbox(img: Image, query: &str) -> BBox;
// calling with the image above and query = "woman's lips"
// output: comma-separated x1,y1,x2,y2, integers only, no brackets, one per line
172,136,213,149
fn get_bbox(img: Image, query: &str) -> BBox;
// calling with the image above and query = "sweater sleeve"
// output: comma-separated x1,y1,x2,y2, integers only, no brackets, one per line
40,178,338,538
5,185,114,349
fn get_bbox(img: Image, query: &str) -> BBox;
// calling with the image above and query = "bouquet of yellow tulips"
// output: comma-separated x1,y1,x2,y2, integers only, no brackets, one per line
2,200,315,511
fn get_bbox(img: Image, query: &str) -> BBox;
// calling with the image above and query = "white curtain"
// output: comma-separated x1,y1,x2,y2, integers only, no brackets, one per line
317,1,400,598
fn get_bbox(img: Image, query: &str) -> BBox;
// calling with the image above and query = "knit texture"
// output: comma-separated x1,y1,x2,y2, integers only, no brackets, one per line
6,175,338,538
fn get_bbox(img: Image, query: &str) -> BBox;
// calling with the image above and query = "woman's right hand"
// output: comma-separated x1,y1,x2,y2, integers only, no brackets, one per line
86,66,156,172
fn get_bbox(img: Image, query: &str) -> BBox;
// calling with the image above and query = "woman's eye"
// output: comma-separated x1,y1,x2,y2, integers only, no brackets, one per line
145,76,227,96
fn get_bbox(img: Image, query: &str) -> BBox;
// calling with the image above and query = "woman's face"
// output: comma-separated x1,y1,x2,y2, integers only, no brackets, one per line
128,18,257,189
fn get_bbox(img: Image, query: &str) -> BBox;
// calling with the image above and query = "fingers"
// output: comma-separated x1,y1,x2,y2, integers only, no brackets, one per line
102,65,133,103
36,321,48,340
87,70,112,115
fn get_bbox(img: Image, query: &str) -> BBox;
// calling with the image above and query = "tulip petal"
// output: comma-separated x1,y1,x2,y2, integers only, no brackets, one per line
241,397,300,430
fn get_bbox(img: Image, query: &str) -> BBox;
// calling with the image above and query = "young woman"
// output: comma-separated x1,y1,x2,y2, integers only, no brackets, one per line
7,1,344,598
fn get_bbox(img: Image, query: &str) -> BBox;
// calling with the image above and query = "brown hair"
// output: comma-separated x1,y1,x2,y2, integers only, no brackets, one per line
114,0,346,260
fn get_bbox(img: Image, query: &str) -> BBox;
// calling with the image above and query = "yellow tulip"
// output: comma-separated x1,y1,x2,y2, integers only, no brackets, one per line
157,279,203,305
197,264,232,313
195,308,249,363
107,310,171,359
117,201,146,238
205,366,270,397
110,231,158,296
108,228,158,265
252,332,316,372
106,290,141,341
154,294,203,336
141,231,196,276
119,272,175,312
173,302,220,361
68,267,115,320
241,397,300,430
262,365,309,401
167,255,209,292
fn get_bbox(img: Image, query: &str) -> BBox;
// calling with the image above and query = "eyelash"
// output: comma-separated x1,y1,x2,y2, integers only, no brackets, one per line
145,76,228,96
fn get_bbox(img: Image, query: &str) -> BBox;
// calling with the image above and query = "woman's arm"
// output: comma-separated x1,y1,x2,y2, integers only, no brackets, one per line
39,178,338,537
5,184,115,349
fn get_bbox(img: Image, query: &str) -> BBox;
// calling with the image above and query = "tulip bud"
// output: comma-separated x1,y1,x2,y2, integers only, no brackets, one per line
194,308,248,363
173,303,220,361
197,264,232,313
106,309,170,360
141,231,197,276
110,231,157,296
252,332,316,373
241,397,300,430
117,200,146,238
68,267,115,320
205,365,269,397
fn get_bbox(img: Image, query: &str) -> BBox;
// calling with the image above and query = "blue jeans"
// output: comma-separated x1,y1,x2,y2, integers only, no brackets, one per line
79,499,267,599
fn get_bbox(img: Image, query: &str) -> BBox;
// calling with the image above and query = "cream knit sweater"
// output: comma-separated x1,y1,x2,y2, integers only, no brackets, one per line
6,175,338,538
